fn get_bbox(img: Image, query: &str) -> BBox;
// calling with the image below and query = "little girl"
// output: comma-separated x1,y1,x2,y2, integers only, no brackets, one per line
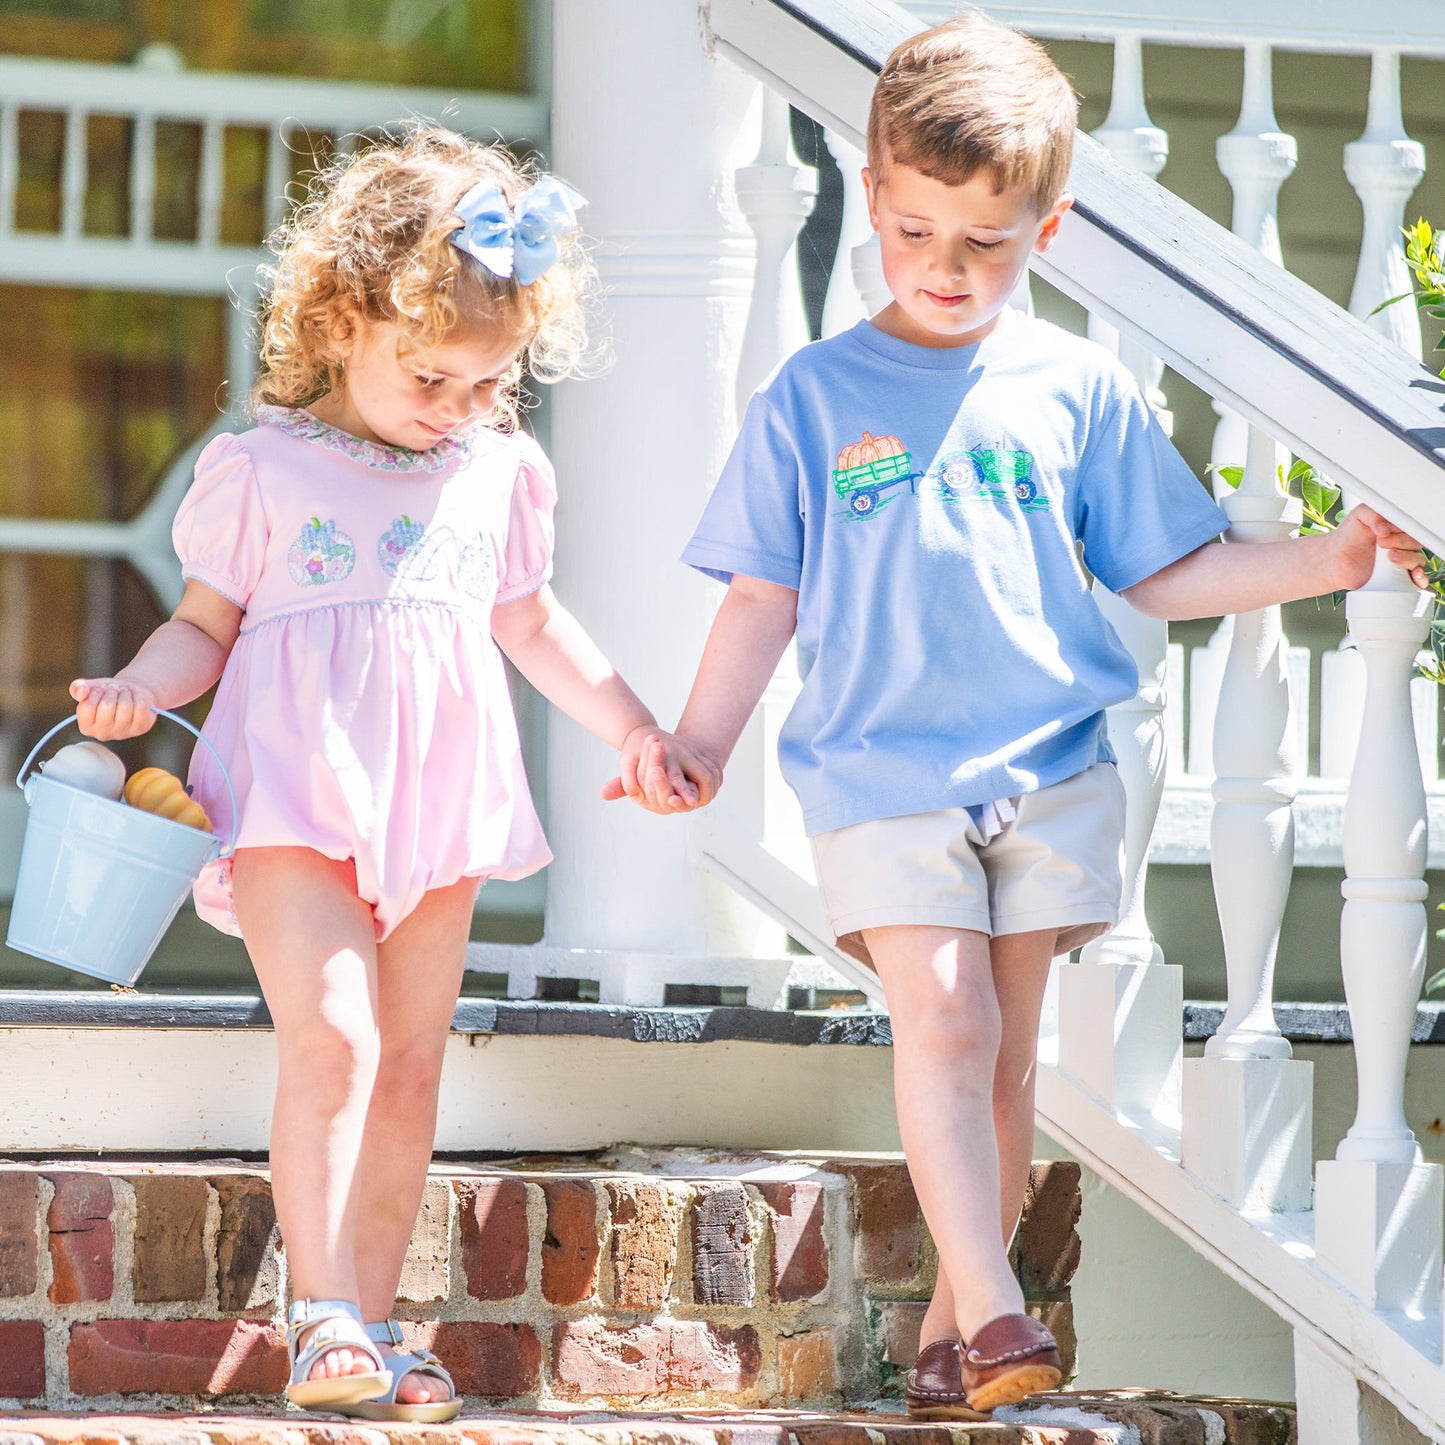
70,126,702,1418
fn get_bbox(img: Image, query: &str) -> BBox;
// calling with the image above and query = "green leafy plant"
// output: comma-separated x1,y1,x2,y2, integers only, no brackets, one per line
1373,219,1445,355
1209,457,1445,678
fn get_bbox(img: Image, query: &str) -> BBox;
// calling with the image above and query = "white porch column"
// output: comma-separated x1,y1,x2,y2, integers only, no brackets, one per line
539,1,771,978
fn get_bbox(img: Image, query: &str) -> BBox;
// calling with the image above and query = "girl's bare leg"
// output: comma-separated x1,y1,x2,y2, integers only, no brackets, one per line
351,875,480,1404
231,846,381,1384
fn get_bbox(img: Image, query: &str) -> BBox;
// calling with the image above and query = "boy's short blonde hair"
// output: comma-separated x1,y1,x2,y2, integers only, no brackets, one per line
867,10,1078,214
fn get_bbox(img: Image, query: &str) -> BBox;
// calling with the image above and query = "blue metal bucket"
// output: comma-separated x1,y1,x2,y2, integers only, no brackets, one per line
7,710,237,986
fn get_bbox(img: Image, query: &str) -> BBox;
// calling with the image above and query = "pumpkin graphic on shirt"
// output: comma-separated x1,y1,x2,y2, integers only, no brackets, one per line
831,431,918,517
377,515,427,575
287,517,355,585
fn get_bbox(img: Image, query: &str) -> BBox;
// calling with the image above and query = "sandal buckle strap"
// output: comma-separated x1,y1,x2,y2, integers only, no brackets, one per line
288,1298,365,1331
366,1319,407,1347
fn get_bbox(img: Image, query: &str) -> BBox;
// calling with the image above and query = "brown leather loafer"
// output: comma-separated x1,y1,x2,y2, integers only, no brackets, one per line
903,1338,989,1421
959,1313,1061,1412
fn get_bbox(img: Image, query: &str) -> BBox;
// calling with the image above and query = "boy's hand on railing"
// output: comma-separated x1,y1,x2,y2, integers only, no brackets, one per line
69,678,160,740
602,724,723,814
1332,504,1429,591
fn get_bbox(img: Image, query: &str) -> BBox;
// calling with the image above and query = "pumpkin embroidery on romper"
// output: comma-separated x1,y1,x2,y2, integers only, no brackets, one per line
377,515,428,575
831,431,921,518
287,517,356,585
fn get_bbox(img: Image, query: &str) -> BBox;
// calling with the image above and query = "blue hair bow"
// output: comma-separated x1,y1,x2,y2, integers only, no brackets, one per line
450,175,585,286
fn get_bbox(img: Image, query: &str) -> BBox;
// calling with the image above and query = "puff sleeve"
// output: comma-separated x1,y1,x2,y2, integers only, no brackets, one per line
171,434,269,610
495,438,557,604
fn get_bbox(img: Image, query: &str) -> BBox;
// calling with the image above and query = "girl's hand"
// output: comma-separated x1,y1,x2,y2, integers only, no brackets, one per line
602,724,723,814
1332,504,1429,591
69,678,160,740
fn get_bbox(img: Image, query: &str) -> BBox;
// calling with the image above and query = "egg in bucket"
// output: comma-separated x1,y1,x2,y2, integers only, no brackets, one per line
7,709,236,986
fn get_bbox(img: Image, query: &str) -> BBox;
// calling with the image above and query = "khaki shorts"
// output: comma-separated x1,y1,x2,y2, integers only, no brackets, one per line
809,762,1126,969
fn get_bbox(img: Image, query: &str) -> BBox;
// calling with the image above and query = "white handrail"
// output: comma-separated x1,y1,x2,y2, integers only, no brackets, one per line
901,0,1445,53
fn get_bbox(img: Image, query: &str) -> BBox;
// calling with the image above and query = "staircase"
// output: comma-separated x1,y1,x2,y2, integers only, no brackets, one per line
0,1149,1295,1441
0,0,1438,1439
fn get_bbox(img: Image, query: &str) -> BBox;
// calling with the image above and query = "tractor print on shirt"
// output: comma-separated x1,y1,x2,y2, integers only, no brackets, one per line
833,432,1049,520
931,446,1049,510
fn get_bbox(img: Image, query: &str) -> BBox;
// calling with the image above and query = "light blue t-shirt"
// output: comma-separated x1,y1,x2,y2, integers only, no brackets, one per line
681,311,1228,837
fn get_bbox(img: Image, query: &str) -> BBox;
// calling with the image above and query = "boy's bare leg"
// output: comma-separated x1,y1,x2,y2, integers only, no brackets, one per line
990,929,1059,1248
865,926,1057,1349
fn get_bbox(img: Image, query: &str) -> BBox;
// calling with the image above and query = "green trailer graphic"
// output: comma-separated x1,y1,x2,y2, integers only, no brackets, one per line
831,448,918,515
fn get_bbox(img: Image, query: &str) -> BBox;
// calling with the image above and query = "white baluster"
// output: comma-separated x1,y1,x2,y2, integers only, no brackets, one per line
1206,422,1300,1062
1194,43,1298,780
729,91,817,955
1180,45,1316,1213
1336,576,1430,1167
60,107,87,240
130,114,155,244
822,134,888,322
0,104,17,238
1081,601,1166,975
264,120,293,233
1345,49,1424,352
1205,43,1297,1059
819,129,872,338
198,118,225,248
1321,641,1439,784
1087,35,1168,413
1083,33,1169,967
1312,47,1442,1331
734,90,817,414
1314,563,1441,1316
129,42,181,246
1059,34,1180,1127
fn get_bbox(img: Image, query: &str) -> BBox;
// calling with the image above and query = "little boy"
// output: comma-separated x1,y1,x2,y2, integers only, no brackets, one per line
611,9,1425,1417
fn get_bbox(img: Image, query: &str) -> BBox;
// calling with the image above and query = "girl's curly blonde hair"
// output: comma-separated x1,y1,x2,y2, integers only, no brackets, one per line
252,124,597,432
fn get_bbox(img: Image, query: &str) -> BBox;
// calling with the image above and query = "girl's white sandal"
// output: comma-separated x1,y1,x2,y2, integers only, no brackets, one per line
285,1299,393,1410
338,1320,464,1423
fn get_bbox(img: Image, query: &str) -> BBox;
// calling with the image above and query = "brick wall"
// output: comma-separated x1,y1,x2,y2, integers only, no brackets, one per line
0,1153,1080,1410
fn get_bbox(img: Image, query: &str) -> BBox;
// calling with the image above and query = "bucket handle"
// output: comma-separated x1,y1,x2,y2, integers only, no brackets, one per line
16,709,240,861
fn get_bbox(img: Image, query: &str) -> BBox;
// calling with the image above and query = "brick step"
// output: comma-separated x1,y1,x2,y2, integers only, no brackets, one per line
0,1149,1080,1411
0,1398,1296,1444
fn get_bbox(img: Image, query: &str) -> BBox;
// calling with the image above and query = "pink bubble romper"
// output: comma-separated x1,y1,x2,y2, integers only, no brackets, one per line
173,405,554,940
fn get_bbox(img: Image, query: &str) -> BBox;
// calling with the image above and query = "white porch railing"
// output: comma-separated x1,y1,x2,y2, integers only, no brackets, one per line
698,0,1445,1440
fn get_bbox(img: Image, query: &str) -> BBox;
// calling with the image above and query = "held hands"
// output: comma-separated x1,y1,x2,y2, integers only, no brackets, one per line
1331,504,1429,591
69,678,160,740
601,722,723,815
